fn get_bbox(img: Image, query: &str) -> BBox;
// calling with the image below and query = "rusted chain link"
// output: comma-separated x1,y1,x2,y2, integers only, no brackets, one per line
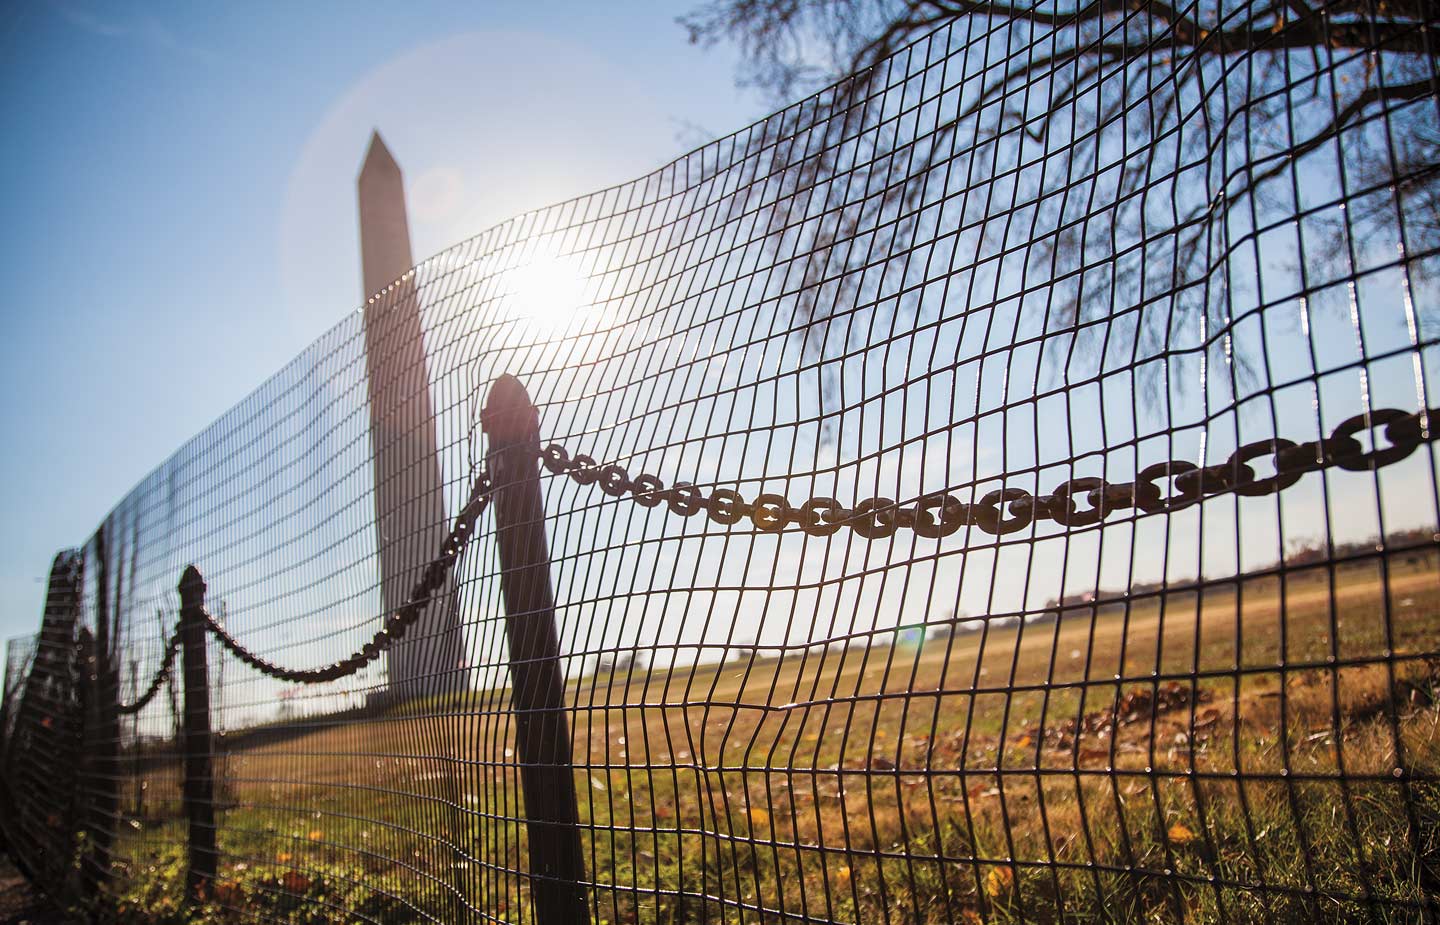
117,468,493,700
539,407,1440,539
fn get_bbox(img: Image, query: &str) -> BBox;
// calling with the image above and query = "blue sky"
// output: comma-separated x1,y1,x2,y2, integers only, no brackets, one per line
3,2,1435,672
0,1,765,641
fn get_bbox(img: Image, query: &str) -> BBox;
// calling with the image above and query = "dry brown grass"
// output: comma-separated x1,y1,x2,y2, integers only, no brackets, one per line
115,552,1440,923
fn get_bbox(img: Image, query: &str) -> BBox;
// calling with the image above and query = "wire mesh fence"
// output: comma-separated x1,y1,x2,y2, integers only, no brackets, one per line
3,1,1440,922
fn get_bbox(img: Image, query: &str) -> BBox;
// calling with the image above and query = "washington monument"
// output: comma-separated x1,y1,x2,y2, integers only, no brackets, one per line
358,131,468,701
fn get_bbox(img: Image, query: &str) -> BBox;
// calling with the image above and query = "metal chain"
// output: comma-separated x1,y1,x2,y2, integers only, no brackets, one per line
111,405,1437,702
205,467,492,684
539,407,1440,540
116,467,493,701
115,631,180,715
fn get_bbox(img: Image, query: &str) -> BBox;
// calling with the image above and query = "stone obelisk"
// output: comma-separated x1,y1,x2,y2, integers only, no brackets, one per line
358,131,467,702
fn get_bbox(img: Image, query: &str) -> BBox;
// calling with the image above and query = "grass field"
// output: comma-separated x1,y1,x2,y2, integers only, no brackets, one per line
108,550,1440,924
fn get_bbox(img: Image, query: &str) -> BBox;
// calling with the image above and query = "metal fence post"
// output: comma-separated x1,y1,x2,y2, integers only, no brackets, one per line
483,374,589,925
178,566,217,902
85,527,119,902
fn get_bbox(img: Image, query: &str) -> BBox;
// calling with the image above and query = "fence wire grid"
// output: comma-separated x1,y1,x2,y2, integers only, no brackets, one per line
5,1,1440,922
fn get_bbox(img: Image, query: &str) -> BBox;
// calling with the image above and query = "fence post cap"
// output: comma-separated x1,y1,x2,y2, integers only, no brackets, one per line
482,374,539,445
178,566,206,606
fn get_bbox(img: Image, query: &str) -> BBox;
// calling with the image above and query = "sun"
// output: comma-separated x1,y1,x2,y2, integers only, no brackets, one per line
505,248,592,332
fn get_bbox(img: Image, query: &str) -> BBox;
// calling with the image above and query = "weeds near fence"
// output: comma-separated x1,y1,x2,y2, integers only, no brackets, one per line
99,550,1440,923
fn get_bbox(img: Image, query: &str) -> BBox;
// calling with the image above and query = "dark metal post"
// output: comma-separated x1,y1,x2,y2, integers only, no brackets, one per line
482,374,589,924
178,566,217,902
85,528,119,900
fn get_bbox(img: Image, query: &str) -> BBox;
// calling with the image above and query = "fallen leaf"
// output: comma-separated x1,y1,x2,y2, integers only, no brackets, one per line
1168,823,1198,847
307,830,323,841
985,865,1015,898
835,865,851,883
748,807,770,827
276,852,292,863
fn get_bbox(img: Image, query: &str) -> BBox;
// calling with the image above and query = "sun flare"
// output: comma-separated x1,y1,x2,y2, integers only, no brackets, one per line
505,250,592,331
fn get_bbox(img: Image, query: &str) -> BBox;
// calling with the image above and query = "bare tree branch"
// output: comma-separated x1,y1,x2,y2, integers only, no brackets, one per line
682,0,1440,407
